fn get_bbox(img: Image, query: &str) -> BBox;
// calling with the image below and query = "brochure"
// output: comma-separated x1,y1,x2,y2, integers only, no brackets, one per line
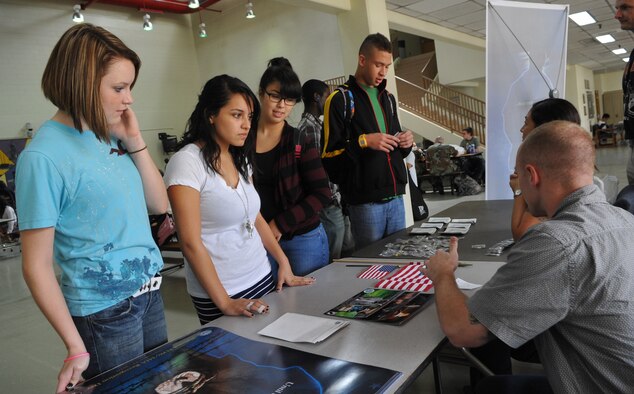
325,288,434,325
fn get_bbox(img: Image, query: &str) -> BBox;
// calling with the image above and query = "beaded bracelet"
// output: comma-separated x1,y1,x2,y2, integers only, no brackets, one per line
128,145,147,155
64,352,90,362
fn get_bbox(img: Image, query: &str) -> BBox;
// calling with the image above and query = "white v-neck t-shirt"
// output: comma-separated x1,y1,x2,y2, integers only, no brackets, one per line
164,144,271,297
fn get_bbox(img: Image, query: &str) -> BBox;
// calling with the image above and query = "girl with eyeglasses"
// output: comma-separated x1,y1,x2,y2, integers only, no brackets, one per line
254,58,331,280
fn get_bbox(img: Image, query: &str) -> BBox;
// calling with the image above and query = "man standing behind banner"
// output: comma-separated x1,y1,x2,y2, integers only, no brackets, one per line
321,33,414,250
617,0,634,184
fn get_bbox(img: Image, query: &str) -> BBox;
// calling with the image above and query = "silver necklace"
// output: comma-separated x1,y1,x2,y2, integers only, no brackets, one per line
233,180,254,238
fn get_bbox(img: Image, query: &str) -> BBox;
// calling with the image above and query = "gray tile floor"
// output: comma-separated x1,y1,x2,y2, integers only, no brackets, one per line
1,144,630,393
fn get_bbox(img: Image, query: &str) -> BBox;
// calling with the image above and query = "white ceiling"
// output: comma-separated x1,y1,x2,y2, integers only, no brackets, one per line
386,0,634,73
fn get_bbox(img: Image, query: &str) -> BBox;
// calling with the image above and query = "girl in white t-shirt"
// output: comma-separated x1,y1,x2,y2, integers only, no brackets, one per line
164,75,314,325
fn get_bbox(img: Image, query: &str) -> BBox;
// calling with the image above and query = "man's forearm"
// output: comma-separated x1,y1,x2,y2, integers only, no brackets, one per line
434,273,490,348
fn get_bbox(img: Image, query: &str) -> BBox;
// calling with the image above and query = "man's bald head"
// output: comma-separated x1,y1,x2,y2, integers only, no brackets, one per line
517,121,595,187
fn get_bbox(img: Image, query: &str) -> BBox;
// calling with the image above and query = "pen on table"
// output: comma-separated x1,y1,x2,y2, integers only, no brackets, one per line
458,262,473,267
346,264,372,267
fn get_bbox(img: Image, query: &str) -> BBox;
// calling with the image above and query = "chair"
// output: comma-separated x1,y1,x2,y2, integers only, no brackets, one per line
614,185,634,215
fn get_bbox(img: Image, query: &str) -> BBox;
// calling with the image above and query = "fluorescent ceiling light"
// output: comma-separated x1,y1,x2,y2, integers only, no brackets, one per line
613,48,628,55
596,34,615,44
569,11,595,26
624,58,630,63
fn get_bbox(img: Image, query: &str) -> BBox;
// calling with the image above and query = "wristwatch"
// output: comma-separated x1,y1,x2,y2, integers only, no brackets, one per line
514,189,522,197
358,134,368,149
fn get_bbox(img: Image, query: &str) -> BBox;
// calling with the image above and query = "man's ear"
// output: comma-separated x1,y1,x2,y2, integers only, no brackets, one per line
526,164,540,187
358,54,366,67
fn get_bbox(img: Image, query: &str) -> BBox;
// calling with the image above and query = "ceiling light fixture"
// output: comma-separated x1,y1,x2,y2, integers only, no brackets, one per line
245,2,255,19
198,11,207,38
613,48,628,55
596,34,615,44
199,22,207,38
568,11,595,26
143,14,153,31
189,0,200,9
624,57,630,63
72,4,84,23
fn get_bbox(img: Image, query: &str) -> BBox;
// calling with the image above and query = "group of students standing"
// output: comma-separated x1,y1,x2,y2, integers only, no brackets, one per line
16,23,414,391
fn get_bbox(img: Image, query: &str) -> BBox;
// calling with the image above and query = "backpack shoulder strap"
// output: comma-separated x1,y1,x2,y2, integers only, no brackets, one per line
336,84,355,143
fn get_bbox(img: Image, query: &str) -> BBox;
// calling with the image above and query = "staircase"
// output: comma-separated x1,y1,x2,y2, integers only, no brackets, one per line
324,53,486,145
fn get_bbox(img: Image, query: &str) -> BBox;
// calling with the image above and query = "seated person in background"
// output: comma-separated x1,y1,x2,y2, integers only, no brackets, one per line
426,136,459,194
0,196,17,235
458,127,485,183
511,98,581,240
164,75,314,325
423,121,634,394
597,113,610,129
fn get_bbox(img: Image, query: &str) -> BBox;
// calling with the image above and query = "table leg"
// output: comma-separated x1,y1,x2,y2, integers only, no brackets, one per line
433,356,444,394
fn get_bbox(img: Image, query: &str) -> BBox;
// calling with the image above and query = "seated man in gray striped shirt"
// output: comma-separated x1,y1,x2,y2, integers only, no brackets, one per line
422,121,634,394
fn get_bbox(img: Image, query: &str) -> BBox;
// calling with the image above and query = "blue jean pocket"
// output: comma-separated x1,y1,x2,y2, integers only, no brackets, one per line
89,297,133,324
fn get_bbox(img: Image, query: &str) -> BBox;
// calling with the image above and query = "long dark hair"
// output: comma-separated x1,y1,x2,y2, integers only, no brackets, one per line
258,57,302,101
180,75,260,181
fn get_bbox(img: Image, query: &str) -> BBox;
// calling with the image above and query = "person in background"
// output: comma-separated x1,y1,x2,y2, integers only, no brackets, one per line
426,136,459,194
424,121,634,394
16,24,169,392
0,195,17,235
617,0,634,185
164,75,313,325
458,126,485,183
254,58,331,278
297,79,353,261
321,33,414,250
510,98,581,240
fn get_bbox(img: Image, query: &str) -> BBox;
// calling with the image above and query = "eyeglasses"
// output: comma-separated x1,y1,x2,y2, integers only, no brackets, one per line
265,91,297,106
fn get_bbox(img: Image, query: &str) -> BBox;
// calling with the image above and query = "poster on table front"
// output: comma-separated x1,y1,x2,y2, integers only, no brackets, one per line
70,327,400,394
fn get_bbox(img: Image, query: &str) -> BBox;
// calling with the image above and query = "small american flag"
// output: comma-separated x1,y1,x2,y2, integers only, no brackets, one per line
375,262,434,292
357,264,398,279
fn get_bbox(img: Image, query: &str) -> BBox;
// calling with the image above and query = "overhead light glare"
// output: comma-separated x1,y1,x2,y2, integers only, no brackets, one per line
596,34,615,44
613,48,628,55
143,14,153,31
624,57,630,63
189,0,200,9
72,4,84,23
198,22,207,38
245,2,255,19
569,11,595,26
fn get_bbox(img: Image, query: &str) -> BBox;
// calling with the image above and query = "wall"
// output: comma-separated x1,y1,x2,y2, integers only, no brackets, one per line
193,0,345,126
435,40,485,86
565,64,596,131
0,0,201,169
594,70,623,116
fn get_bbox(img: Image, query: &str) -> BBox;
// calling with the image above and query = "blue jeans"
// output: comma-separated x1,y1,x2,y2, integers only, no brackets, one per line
347,196,405,250
269,224,329,281
319,204,345,261
73,290,167,379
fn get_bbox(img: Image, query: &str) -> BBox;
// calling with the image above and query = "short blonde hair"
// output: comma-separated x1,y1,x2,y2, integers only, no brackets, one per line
41,24,141,142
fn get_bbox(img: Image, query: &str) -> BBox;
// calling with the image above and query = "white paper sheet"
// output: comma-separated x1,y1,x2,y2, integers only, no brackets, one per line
258,313,349,344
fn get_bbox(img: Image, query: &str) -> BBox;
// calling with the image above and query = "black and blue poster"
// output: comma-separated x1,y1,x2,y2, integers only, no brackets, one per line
71,327,400,393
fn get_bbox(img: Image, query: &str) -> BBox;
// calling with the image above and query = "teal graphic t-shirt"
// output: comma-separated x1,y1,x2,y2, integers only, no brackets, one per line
16,120,162,316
